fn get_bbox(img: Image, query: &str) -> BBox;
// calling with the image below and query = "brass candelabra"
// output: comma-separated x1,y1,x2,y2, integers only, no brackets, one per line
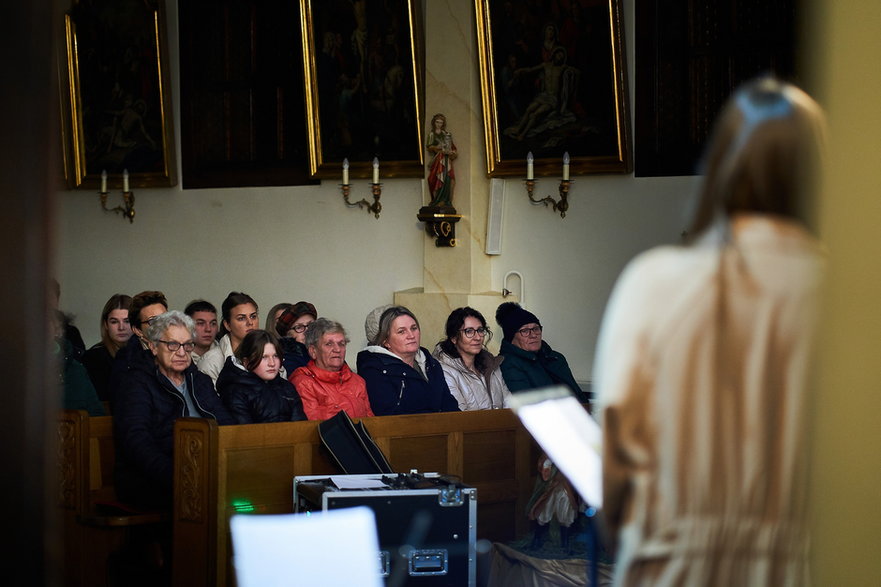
525,178,570,219
341,183,382,219
99,188,135,223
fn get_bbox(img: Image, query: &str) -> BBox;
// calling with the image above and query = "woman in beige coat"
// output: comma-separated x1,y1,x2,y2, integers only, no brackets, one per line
433,307,511,410
595,78,826,586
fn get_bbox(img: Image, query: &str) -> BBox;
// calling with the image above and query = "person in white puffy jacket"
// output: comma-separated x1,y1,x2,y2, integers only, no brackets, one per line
432,307,511,411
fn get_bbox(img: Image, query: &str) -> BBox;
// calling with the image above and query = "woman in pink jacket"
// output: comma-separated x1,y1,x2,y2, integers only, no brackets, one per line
290,318,374,420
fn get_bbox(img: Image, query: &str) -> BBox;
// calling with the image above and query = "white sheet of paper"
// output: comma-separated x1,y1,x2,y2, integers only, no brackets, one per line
230,507,383,587
509,386,603,508
331,476,389,489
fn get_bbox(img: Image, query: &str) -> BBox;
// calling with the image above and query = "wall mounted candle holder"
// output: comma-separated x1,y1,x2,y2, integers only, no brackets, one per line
525,179,571,218
341,183,382,219
99,189,136,223
99,170,135,223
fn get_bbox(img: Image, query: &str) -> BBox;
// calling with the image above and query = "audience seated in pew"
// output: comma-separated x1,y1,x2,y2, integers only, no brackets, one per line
108,290,168,413
185,299,220,366
290,318,373,420
82,293,133,402
433,306,512,411
216,329,306,424
57,317,105,417
198,291,261,384
114,310,233,510
274,301,317,375
496,302,589,403
357,305,459,415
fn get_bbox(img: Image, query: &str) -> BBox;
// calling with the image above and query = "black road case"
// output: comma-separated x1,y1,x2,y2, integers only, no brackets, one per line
294,473,477,586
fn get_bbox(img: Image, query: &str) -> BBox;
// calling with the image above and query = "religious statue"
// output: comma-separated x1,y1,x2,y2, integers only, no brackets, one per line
425,113,457,209
526,452,580,552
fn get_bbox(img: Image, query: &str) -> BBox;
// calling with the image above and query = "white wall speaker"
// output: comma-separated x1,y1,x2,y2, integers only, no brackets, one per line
486,178,505,255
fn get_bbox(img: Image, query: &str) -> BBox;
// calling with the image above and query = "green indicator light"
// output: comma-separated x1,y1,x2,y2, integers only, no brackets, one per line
232,500,255,513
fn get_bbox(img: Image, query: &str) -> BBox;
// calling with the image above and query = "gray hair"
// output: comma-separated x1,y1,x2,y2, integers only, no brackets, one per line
304,317,348,349
372,306,419,347
145,310,195,343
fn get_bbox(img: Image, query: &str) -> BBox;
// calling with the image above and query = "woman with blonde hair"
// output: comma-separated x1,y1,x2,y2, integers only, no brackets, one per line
595,78,826,586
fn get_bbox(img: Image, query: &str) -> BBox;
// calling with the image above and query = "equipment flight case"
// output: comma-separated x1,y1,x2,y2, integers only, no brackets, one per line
294,472,477,586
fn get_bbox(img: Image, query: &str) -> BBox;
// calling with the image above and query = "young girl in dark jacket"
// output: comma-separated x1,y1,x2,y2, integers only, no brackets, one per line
217,330,306,424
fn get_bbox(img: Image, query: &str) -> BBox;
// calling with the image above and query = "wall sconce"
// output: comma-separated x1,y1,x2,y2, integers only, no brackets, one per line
341,157,382,219
524,152,571,219
98,169,135,223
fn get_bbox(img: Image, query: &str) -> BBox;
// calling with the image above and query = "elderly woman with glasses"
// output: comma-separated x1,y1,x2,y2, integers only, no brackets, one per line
114,310,233,510
290,318,373,420
495,302,587,402
274,301,318,374
432,307,511,410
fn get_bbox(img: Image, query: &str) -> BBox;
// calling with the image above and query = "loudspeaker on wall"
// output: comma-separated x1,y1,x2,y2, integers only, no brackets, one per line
486,178,505,255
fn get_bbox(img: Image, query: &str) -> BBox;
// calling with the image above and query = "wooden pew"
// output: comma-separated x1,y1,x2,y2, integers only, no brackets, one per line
57,410,168,586
172,409,540,587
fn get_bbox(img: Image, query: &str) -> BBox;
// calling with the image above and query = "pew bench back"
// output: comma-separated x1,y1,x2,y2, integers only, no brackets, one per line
173,409,539,587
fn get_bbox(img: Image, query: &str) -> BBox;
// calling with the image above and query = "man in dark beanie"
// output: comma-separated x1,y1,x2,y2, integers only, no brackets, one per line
495,302,588,403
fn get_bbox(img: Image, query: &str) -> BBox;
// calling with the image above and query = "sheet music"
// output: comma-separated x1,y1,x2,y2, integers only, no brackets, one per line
509,386,603,508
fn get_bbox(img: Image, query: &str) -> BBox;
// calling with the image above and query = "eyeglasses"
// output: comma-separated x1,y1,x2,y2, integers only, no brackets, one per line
460,327,492,339
157,340,196,352
141,316,160,327
291,323,311,333
517,325,543,337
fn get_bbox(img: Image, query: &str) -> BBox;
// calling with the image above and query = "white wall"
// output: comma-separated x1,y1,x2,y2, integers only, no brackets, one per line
55,0,697,382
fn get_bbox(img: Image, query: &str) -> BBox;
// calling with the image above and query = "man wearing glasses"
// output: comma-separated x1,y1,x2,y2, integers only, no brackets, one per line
113,310,233,511
495,302,588,404
106,290,168,411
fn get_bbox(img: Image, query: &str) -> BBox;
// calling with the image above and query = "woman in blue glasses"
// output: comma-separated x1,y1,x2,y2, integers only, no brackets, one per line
433,307,511,411
495,302,587,403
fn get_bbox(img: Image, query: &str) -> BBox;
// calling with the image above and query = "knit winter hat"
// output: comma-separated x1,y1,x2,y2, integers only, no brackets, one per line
276,301,317,336
364,304,394,345
495,302,540,342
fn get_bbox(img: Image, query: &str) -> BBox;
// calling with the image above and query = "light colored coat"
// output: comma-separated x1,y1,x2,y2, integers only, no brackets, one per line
433,344,511,410
594,215,824,586
197,333,234,385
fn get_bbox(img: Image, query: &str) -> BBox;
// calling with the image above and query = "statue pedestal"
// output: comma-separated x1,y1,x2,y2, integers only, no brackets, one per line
417,205,462,247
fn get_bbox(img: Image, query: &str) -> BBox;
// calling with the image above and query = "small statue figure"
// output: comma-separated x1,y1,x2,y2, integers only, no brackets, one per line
426,113,457,209
526,452,580,551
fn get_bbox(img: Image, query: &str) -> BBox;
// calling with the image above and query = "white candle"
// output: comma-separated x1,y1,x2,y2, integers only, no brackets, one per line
372,157,379,184
563,152,570,181
526,152,534,180
100,169,107,193
123,169,130,192
342,158,349,186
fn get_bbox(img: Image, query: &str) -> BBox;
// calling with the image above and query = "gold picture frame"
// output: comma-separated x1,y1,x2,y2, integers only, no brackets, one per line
61,0,176,189
300,0,424,180
475,0,631,177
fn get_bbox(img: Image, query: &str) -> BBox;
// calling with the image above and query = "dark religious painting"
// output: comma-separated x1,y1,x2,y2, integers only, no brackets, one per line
60,0,176,189
475,0,631,177
300,0,424,179
179,0,317,188
634,0,799,176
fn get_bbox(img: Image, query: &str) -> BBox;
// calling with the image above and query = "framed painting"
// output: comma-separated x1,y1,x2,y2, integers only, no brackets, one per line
300,0,424,180
61,0,176,189
475,0,631,177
